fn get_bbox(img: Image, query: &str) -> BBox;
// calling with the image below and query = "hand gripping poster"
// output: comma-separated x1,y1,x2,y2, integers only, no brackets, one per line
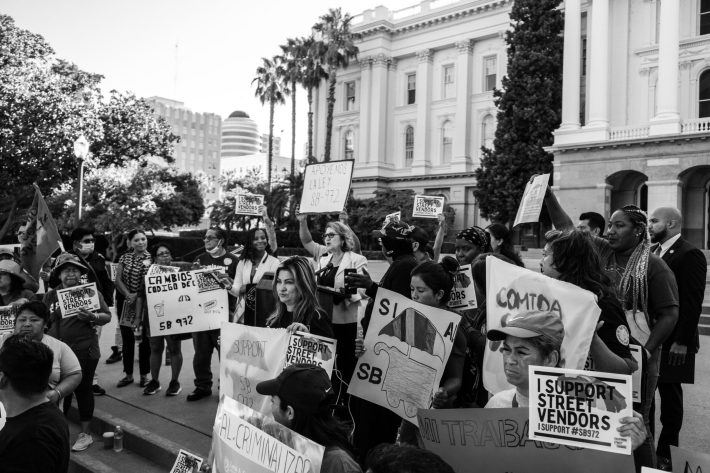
348,288,460,426
484,256,601,395
284,331,337,377
219,323,291,416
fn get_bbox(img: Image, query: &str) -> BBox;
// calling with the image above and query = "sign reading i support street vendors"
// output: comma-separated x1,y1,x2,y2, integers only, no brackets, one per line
0,306,17,334
298,159,354,214
447,264,477,310
529,366,633,455
513,173,550,227
145,269,228,336
348,288,460,426
284,331,337,377
412,195,445,219
57,283,101,317
235,193,264,216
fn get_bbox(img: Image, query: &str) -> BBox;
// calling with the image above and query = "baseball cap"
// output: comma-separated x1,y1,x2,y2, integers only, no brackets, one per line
373,220,413,241
256,364,334,414
52,253,88,277
487,310,564,346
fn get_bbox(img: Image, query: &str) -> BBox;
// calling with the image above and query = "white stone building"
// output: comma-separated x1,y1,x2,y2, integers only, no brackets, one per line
550,0,710,249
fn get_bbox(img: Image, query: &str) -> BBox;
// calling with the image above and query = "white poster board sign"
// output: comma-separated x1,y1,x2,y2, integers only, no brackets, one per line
412,195,445,219
513,173,550,227
0,306,17,334
145,269,229,336
284,331,337,377
529,366,633,455
629,344,642,403
57,283,101,317
235,194,264,216
384,211,401,225
299,160,354,214
348,288,460,426
447,264,477,310
219,323,290,415
146,264,180,276
484,256,600,395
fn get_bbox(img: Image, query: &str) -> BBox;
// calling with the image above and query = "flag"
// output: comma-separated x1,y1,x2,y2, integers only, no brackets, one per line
19,185,62,279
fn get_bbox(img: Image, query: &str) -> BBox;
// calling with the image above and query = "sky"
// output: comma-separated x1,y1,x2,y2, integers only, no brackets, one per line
4,0,416,158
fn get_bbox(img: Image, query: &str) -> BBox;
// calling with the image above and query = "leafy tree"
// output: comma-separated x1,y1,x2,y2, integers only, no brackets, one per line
252,57,286,190
312,8,359,161
473,0,563,225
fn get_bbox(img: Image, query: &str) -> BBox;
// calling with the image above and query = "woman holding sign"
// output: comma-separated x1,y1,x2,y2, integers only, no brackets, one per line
44,253,111,452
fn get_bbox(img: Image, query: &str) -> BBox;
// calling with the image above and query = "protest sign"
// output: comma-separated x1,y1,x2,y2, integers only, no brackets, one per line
412,195,445,219
284,331,336,377
0,306,17,334
213,396,324,473
641,469,665,473
169,449,203,473
484,256,600,395
0,401,6,432
384,211,401,225
529,366,633,454
417,407,635,473
219,323,290,415
513,173,550,227
147,264,180,276
107,262,118,282
447,264,477,310
235,194,265,216
348,288,460,426
629,344,642,403
145,269,229,337
56,283,101,317
671,446,710,473
299,160,354,214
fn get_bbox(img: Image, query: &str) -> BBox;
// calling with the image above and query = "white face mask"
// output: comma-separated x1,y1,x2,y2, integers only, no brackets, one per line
80,243,94,254
206,245,222,256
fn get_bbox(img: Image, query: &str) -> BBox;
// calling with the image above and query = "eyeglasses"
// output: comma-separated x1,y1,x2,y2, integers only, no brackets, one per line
323,233,338,240
81,239,95,243
203,236,219,241
156,252,171,257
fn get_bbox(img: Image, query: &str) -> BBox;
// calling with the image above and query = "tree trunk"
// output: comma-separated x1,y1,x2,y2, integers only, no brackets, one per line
0,199,19,243
307,87,314,161
268,98,275,191
324,72,337,162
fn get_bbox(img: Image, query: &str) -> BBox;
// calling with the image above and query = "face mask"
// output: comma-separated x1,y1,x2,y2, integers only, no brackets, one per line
80,243,94,253
206,245,222,256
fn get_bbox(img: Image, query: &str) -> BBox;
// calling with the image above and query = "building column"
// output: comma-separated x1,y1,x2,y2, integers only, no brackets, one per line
646,179,682,211
585,0,609,134
560,0,582,130
452,40,473,172
358,57,372,164
369,54,390,166
412,49,433,174
649,0,681,136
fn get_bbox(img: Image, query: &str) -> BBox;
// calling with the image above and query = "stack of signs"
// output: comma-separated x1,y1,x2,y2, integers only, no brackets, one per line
513,173,549,227
169,450,203,473
284,331,337,377
213,396,324,473
235,194,265,216
0,306,17,335
147,264,180,276
145,269,229,337
57,283,101,317
529,366,633,454
447,264,477,310
412,195,445,219
299,160,354,214
348,288,460,426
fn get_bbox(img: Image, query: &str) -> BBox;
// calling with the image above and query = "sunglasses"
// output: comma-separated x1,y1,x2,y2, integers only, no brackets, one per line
323,233,339,240
156,252,171,257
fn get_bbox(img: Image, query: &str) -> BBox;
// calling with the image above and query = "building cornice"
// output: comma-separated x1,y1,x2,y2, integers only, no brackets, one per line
548,132,710,153
352,172,478,183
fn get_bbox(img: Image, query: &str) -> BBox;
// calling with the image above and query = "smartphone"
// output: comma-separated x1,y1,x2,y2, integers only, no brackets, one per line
343,268,357,295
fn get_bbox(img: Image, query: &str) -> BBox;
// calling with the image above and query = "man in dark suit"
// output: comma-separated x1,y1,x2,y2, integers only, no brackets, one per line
648,207,707,470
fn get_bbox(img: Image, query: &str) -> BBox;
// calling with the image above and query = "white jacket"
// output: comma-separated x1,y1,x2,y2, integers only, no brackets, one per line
233,253,281,321
312,244,368,324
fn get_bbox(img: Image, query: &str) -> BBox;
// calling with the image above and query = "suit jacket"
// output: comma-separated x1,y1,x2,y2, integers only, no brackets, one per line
655,237,707,383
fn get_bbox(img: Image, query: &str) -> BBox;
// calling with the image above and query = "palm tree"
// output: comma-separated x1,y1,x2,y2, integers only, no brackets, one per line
278,38,305,193
301,35,328,162
252,56,286,190
312,8,359,162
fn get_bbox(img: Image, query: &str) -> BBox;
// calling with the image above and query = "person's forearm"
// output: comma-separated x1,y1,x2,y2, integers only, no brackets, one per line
646,309,678,353
589,335,635,374
299,218,313,246
265,220,278,253
543,187,574,230
433,224,446,262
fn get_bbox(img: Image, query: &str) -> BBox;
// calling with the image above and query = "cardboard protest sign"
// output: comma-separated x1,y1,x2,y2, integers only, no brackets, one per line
235,194,265,216
447,264,477,310
0,306,17,334
299,160,354,214
219,323,290,415
641,468,665,473
671,446,710,473
284,331,337,377
169,449,203,473
146,264,180,276
529,366,633,454
412,195,445,219
513,173,550,227
484,256,600,395
56,283,101,317
106,262,118,282
145,269,229,336
629,344,642,403
417,407,635,473
213,396,324,473
348,288,460,426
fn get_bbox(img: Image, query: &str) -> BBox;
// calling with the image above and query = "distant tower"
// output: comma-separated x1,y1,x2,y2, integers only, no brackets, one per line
221,111,260,158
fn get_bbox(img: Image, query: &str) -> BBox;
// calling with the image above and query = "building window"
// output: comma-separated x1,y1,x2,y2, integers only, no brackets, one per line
441,121,453,164
407,73,416,104
700,70,710,118
443,65,455,98
481,115,495,150
701,0,710,36
345,81,356,111
405,126,414,166
344,130,354,160
580,36,587,126
483,55,497,91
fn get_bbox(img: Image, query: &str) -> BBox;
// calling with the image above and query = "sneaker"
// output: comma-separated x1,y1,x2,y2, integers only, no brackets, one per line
139,375,149,388
92,384,106,396
143,379,161,395
186,388,211,402
116,376,134,388
166,380,181,396
106,346,122,364
71,433,94,452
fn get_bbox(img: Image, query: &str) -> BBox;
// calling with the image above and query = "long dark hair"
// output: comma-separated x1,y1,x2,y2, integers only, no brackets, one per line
239,227,272,262
268,257,326,327
410,256,458,305
549,230,612,298
487,223,524,267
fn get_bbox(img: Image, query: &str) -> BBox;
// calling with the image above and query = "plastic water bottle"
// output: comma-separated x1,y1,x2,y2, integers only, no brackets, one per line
113,426,124,452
